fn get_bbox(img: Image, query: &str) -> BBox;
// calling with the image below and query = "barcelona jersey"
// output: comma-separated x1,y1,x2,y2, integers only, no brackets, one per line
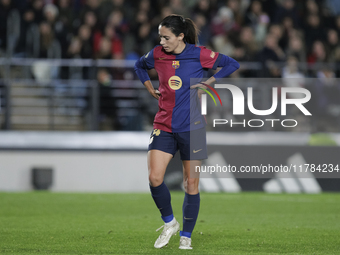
136,44,222,133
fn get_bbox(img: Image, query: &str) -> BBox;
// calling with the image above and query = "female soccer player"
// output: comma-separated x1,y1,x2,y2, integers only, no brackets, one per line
134,14,239,250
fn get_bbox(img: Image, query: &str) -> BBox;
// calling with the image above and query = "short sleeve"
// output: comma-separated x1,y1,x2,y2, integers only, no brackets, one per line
199,46,221,70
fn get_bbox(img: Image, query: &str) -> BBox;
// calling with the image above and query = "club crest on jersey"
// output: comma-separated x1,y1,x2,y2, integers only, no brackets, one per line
172,61,180,69
168,76,182,90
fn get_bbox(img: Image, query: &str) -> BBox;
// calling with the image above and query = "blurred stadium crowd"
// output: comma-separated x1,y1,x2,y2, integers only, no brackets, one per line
1,0,340,78
0,0,340,132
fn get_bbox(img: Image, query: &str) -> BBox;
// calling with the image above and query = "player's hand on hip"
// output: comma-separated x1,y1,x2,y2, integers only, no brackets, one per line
190,83,207,99
150,89,161,100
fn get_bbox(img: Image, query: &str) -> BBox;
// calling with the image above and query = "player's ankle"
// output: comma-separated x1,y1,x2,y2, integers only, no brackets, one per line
165,217,176,226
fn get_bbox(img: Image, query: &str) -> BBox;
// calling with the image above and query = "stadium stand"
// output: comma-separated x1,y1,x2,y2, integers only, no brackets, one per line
0,0,340,131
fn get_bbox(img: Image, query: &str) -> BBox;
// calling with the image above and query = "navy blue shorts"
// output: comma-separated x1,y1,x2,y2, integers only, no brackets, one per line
148,127,207,160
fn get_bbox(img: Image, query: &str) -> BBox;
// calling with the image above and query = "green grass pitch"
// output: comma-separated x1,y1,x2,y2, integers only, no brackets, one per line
0,192,339,254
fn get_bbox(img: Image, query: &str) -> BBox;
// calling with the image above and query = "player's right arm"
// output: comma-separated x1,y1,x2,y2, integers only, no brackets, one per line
134,49,161,100
144,80,161,100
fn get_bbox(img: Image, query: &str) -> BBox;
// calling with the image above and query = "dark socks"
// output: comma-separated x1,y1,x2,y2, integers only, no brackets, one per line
180,192,200,238
150,181,174,223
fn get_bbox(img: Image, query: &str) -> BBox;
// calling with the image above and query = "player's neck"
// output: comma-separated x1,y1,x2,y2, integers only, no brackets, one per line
173,42,186,55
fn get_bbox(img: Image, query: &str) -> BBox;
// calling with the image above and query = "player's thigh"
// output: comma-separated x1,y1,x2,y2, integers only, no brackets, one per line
148,150,173,184
148,129,177,175
148,150,173,173
182,160,201,179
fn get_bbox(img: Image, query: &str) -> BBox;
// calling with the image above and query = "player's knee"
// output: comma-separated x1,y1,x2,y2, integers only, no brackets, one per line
184,178,199,193
149,173,164,187
186,178,197,187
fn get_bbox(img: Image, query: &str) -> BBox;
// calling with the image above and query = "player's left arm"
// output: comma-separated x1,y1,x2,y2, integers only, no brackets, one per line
213,54,240,80
191,47,240,95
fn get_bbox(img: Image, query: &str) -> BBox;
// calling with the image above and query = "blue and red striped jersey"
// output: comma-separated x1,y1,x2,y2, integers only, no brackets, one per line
135,43,226,133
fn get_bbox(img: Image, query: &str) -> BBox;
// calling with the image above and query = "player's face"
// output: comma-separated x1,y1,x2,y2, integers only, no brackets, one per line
158,25,185,54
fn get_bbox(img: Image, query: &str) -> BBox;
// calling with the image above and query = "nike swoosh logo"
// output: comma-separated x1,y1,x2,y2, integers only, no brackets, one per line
159,57,167,60
193,149,202,153
184,217,193,220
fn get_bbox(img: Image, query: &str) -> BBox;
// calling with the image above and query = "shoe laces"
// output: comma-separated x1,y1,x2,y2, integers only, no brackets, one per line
156,225,164,232
155,224,172,238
